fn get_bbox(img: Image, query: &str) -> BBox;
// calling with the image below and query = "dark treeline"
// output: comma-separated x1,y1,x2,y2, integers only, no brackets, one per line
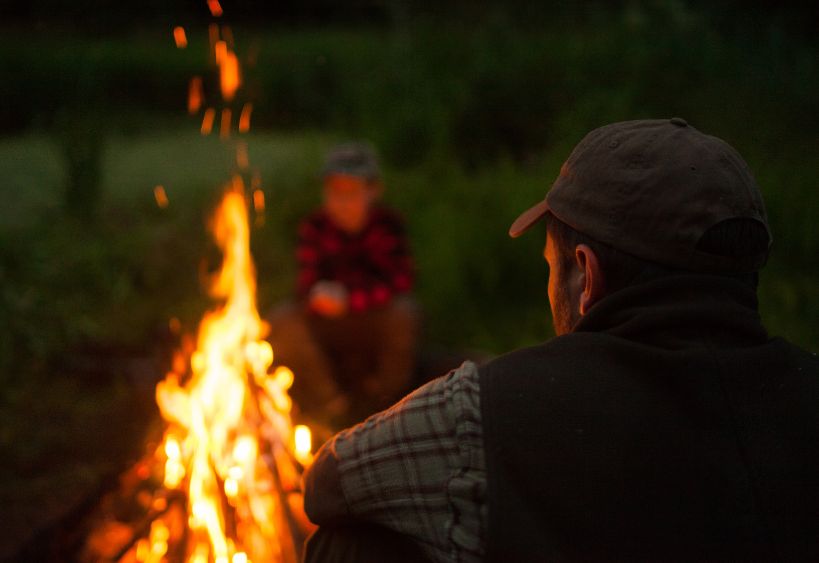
2,0,818,38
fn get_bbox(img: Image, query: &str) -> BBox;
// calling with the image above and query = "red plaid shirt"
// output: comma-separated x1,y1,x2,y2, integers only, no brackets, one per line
296,206,414,312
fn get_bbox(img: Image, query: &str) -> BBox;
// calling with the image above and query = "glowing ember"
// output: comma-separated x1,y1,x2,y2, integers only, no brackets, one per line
201,108,216,135
252,189,265,215
174,26,188,49
154,185,170,208
219,49,241,102
188,77,204,114
238,103,253,133
152,181,305,562
207,0,223,17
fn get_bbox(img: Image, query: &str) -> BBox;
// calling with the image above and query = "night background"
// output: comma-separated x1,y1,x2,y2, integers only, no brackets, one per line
1,0,817,559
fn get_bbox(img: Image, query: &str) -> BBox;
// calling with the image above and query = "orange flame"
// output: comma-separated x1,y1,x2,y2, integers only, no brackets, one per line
173,26,188,48
188,76,204,114
154,181,304,562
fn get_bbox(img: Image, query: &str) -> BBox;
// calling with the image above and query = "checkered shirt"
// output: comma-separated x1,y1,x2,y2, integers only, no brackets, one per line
303,361,487,562
296,206,414,313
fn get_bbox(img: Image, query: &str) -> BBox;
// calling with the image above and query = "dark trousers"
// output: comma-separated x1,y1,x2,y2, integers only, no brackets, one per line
267,296,420,424
303,523,430,563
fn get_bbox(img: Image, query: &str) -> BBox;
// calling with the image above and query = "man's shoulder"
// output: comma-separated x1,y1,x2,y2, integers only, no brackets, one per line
480,333,608,375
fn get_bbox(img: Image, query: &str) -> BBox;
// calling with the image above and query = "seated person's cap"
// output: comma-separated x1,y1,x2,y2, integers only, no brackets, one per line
323,141,381,182
510,118,772,273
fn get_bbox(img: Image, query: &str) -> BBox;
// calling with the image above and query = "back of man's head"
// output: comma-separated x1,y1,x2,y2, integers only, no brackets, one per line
511,118,772,294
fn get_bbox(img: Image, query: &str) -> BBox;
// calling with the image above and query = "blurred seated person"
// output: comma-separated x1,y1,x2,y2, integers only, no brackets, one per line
268,142,419,425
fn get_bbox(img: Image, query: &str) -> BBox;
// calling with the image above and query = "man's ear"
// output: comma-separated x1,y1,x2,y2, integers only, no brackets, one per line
575,244,605,316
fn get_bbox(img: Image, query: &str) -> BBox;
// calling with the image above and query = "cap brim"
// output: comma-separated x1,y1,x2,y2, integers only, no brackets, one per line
509,199,550,238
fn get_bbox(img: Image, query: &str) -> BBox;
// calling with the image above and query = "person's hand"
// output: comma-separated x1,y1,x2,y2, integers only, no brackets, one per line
308,281,349,318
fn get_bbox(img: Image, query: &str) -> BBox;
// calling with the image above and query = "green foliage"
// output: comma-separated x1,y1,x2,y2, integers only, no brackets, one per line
1,6,818,369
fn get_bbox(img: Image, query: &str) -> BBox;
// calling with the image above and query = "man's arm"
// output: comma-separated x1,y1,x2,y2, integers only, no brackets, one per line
302,362,487,562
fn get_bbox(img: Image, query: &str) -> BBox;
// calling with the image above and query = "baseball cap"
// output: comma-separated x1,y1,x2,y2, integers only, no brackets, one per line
509,118,771,273
322,141,381,182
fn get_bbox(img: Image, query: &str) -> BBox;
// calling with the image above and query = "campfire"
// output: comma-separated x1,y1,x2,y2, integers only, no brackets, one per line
81,180,313,562
78,5,316,562
152,181,311,563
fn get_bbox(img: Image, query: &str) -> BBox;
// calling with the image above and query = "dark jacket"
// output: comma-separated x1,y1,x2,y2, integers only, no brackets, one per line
480,275,819,562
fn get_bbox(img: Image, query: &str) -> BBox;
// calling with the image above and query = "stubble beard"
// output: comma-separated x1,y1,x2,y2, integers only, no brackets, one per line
551,273,580,336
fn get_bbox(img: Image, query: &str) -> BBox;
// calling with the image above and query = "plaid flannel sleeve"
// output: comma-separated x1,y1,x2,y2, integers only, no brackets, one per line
303,361,486,562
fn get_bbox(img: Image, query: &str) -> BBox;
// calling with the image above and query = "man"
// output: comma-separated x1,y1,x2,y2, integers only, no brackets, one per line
302,119,819,561
268,142,419,425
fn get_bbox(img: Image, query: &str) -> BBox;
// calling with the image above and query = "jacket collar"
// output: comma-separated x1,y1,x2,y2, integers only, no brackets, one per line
572,275,768,349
